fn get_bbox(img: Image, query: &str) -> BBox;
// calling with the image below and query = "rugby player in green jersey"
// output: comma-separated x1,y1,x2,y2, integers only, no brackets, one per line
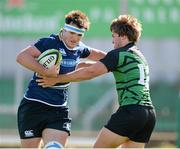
37,15,156,148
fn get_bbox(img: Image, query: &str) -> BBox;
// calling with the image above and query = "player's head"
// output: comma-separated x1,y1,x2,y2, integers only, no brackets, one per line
60,10,90,49
65,10,90,31
110,15,142,48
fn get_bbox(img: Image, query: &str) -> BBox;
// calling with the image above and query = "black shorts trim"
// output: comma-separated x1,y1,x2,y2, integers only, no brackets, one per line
104,104,156,143
17,98,72,139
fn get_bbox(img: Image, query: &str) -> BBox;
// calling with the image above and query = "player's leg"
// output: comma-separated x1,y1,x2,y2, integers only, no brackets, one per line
42,128,68,147
20,138,41,148
93,106,133,148
17,99,44,148
94,105,155,148
93,127,128,148
42,107,71,148
121,106,156,148
94,127,145,148
120,140,145,148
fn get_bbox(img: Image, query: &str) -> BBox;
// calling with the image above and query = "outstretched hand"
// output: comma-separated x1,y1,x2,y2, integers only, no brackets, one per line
36,75,58,88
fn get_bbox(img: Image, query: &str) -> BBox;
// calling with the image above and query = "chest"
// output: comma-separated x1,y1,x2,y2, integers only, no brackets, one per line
59,48,81,74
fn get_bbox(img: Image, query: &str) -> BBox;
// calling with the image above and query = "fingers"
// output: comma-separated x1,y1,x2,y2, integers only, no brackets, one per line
36,75,56,87
36,78,49,88
36,74,43,78
39,84,49,88
36,79,43,83
37,81,49,88
36,79,44,87
55,64,60,67
45,65,59,77
55,65,60,73
55,64,60,70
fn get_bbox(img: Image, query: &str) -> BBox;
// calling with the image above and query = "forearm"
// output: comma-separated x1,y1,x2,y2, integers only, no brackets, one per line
56,61,108,83
76,61,96,69
36,62,108,87
57,68,95,83
16,52,46,75
87,49,106,61
96,50,107,60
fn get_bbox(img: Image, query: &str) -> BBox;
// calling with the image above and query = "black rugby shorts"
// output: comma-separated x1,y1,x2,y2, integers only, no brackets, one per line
17,98,71,139
105,104,156,143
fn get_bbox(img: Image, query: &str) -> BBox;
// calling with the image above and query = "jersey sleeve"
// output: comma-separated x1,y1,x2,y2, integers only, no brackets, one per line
80,48,91,58
100,49,119,72
78,42,91,58
34,34,57,53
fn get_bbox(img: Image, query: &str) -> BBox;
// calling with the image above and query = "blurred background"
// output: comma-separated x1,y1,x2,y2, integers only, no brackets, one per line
0,0,180,148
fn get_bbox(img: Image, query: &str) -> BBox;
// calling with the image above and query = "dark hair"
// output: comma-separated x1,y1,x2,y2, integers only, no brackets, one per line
110,15,142,42
65,10,90,30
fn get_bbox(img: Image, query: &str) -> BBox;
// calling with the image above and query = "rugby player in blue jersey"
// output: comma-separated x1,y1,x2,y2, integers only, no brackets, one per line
37,15,156,148
16,10,106,148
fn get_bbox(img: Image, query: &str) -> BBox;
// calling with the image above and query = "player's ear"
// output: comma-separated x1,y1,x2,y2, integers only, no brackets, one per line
59,29,64,36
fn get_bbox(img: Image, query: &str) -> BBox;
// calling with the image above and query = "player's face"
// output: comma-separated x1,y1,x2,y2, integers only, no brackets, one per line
112,31,122,49
62,29,83,49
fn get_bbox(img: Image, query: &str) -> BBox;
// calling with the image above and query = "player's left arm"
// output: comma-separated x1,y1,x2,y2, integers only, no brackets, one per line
76,61,96,69
76,48,106,69
61,61,108,81
87,48,107,61
37,61,108,87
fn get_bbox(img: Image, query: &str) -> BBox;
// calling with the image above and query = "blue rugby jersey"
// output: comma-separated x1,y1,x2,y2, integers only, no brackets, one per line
24,34,92,106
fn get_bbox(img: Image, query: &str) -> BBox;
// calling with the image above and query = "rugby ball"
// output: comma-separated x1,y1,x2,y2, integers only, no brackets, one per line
37,49,62,69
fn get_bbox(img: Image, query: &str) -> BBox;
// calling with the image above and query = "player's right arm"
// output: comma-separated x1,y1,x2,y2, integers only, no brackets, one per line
16,46,58,77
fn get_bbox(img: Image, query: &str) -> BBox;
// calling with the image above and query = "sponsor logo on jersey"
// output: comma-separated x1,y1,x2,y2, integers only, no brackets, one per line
73,50,79,56
61,59,76,67
24,130,34,137
63,122,71,131
59,48,66,56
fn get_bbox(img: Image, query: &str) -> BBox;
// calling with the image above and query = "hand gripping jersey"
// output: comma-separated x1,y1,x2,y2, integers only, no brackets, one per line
100,42,153,107
24,34,92,106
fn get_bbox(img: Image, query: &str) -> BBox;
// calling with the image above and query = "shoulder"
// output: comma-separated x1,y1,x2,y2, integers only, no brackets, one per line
34,34,60,52
99,49,120,71
107,48,121,57
37,34,59,44
43,34,59,43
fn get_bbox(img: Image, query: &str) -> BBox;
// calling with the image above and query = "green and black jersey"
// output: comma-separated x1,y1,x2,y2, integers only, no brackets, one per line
100,42,153,107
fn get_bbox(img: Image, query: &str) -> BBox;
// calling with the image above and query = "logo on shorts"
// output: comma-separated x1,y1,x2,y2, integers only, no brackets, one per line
24,130,34,137
63,122,71,131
